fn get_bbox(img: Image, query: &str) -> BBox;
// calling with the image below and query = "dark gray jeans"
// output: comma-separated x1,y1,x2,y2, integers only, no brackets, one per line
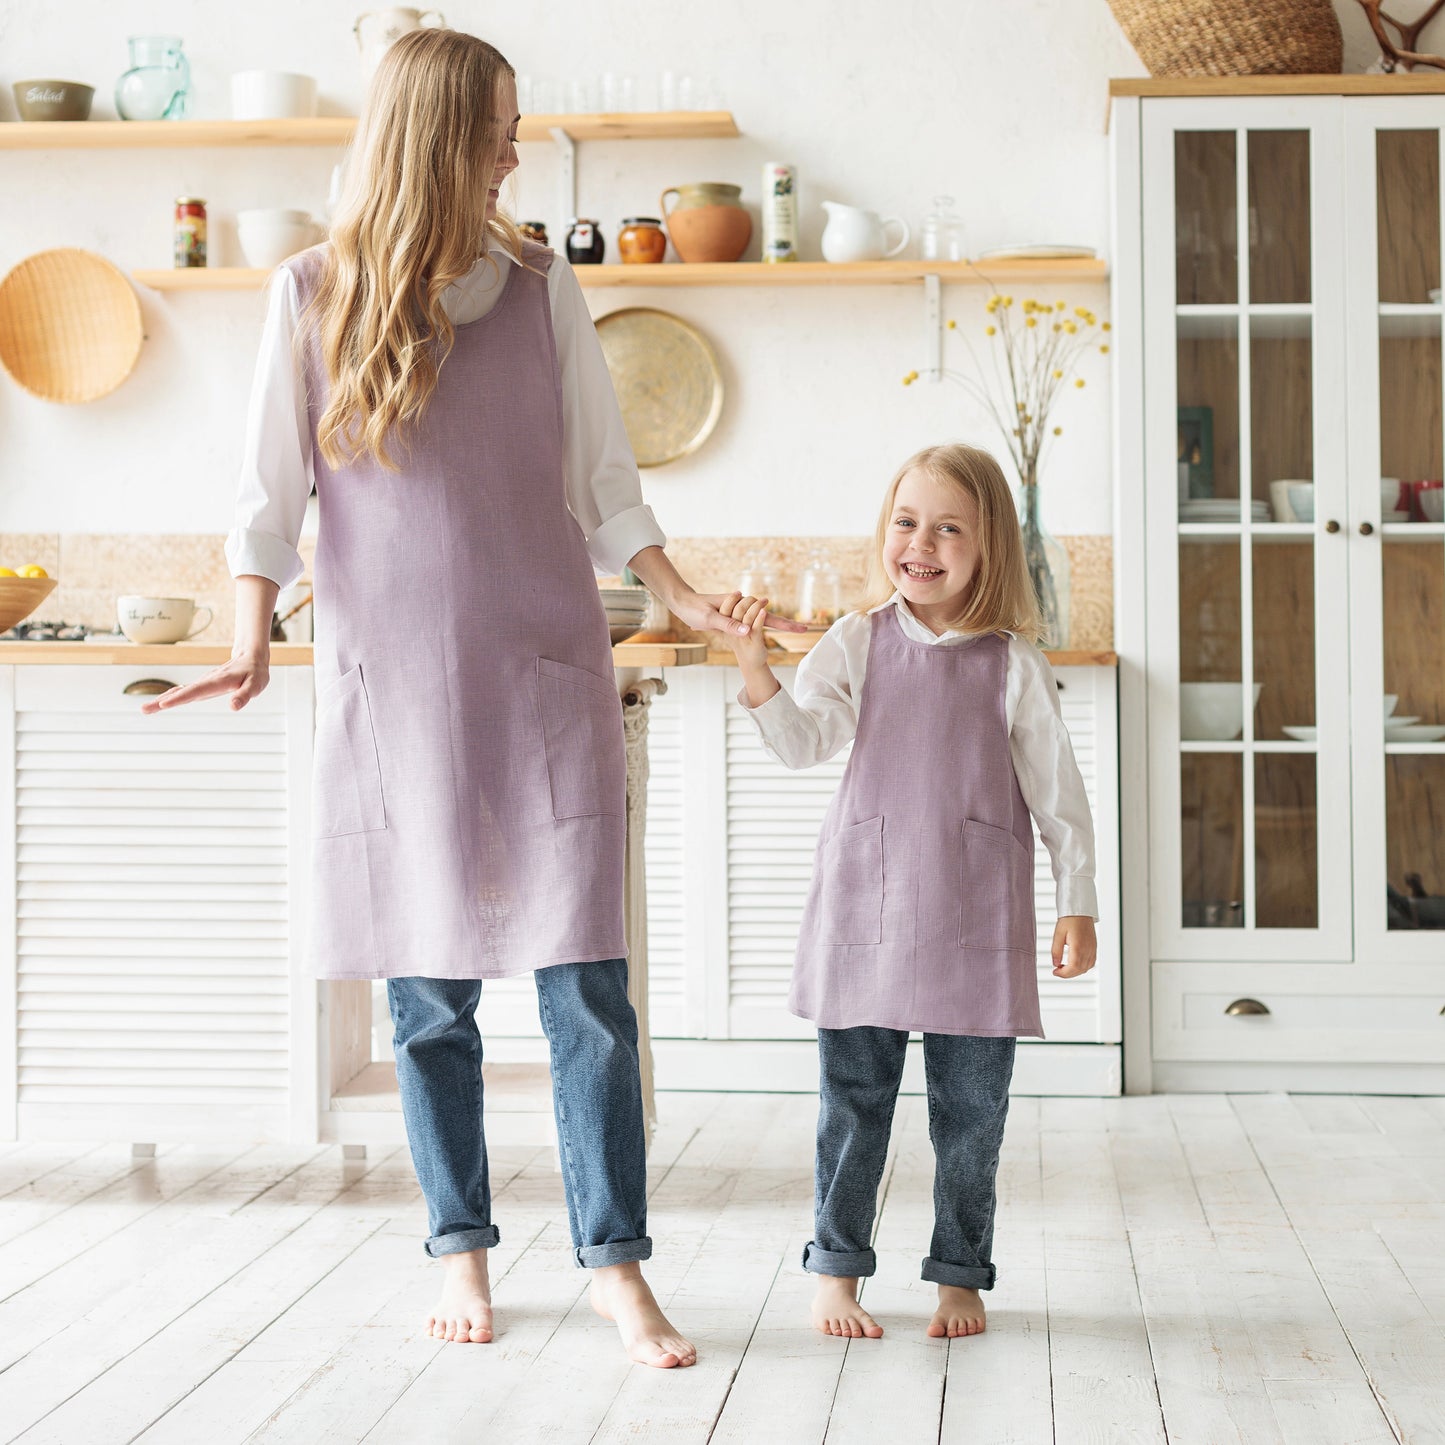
803,1027,1016,1290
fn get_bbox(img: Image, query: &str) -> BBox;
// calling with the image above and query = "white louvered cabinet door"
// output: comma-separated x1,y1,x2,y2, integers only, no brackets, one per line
1,666,312,1144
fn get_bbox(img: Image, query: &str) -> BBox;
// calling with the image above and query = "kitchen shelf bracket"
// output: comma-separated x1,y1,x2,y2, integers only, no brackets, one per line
550,127,576,233
923,272,942,382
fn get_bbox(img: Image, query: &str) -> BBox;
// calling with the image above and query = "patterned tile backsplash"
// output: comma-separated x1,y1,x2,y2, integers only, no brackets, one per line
1,532,1112,650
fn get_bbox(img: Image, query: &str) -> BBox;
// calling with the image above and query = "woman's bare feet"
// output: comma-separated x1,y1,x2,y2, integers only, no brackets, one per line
810,1276,884,1339
427,1247,494,1343
590,1262,696,1368
927,1284,986,1338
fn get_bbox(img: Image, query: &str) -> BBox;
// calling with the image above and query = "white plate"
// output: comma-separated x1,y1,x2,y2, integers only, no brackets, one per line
1383,509,1410,522
974,243,1097,260
1282,725,1317,741
1385,723,1445,742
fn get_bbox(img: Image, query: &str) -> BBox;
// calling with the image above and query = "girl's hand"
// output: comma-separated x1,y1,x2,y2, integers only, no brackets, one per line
1051,916,1097,978
138,648,271,715
717,592,772,669
670,589,807,639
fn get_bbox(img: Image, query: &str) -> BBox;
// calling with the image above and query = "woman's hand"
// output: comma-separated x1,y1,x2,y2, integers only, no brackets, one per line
716,592,772,669
1051,916,1097,978
138,647,271,715
669,588,806,640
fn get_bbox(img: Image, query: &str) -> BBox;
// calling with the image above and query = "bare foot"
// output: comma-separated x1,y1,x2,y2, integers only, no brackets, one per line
810,1275,883,1339
427,1247,494,1343
590,1263,696,1368
927,1284,986,1338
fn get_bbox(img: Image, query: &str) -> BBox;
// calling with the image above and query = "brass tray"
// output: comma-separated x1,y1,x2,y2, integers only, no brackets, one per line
594,307,723,467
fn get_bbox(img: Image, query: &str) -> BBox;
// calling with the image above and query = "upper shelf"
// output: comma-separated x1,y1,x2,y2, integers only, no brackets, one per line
1110,75,1445,98
132,258,1110,291
0,111,739,149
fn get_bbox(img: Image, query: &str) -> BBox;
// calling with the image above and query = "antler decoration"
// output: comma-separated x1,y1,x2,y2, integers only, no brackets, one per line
1355,0,1445,71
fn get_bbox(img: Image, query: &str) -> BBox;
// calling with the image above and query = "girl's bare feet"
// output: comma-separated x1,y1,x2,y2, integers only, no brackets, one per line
927,1284,986,1338
590,1262,697,1368
810,1276,884,1338
428,1247,494,1343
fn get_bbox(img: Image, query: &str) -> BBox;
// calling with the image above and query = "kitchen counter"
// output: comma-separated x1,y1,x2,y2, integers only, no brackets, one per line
0,640,710,667
702,647,1118,667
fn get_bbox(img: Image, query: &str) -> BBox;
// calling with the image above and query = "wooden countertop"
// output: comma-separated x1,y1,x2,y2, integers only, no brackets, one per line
0,641,710,668
701,647,1118,667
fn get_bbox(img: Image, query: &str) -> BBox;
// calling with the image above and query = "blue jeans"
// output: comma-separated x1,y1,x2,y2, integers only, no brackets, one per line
803,1027,1015,1290
387,959,652,1268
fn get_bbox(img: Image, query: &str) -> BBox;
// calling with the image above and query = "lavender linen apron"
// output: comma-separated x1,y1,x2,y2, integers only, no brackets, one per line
790,609,1043,1037
289,242,626,980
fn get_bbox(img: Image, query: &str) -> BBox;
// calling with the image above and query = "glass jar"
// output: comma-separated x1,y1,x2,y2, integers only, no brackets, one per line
618,217,666,264
565,218,606,265
173,197,206,268
920,194,964,262
115,35,190,122
738,549,783,613
795,548,844,627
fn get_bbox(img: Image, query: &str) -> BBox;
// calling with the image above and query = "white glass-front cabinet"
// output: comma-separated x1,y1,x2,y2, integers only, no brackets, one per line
1114,87,1445,1089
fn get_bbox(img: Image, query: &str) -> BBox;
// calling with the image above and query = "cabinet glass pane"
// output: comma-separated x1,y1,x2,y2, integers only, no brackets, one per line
1379,324,1442,485
1180,541,1243,743
1386,757,1445,930
1176,131,1238,305
1377,130,1440,305
1178,326,1240,504
1181,754,1244,928
1253,541,1315,737
1255,754,1318,928
1248,131,1311,304
1252,314,1313,517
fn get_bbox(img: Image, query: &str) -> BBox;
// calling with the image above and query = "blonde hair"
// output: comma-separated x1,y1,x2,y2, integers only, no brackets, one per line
858,443,1045,644
304,28,526,471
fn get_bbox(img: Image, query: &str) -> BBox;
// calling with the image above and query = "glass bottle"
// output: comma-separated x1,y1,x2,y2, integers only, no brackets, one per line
795,547,844,627
920,195,964,262
1019,472,1071,650
115,36,190,122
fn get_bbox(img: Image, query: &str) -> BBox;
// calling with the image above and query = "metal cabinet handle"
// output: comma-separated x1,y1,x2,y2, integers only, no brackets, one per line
122,679,177,696
1325,519,1340,533
1358,520,1374,536
1225,997,1270,1017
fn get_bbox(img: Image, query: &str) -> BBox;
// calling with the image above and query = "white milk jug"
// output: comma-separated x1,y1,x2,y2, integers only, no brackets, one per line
354,8,446,82
820,201,911,262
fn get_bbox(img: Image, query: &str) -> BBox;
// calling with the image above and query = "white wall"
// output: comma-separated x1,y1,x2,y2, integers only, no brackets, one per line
0,1,1392,542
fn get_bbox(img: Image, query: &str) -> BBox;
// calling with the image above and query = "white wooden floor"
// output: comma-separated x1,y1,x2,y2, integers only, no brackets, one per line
1,1092,1443,1444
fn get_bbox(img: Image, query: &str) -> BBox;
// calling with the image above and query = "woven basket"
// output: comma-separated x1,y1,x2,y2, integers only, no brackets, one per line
0,248,143,404
1108,0,1343,77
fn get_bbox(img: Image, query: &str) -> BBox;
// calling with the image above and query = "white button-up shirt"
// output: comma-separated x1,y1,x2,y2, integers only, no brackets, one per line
740,593,1100,919
225,242,666,588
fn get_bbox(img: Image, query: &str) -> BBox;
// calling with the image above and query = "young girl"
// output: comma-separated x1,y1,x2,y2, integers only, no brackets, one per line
721,443,1098,1342
144,28,787,1369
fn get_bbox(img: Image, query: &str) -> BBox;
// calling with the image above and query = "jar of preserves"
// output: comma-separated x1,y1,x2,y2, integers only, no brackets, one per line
565,218,606,265
174,196,206,268
618,216,666,264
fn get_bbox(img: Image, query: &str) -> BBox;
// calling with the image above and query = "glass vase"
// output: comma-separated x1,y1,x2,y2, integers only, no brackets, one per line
115,36,190,122
1019,474,1071,650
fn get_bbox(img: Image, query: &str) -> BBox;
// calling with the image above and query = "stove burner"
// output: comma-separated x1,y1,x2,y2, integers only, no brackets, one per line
0,620,113,643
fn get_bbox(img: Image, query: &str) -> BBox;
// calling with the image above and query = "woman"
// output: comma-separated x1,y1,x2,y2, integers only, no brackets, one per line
147,28,788,1369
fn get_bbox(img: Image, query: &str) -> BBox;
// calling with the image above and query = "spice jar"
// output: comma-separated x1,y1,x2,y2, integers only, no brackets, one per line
518,220,549,245
618,216,666,264
174,196,206,268
565,218,606,265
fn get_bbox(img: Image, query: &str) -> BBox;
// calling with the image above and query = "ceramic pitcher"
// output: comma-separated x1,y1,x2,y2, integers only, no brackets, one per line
354,8,446,81
820,200,910,263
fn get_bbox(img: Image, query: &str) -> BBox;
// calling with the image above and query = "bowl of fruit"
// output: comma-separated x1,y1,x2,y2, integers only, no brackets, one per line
0,565,55,632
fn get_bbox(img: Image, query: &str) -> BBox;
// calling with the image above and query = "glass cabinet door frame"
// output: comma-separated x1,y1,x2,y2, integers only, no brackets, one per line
1141,97,1355,962
1343,96,1445,965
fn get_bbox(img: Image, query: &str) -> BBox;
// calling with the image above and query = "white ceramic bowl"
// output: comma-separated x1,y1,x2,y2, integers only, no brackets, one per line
1420,486,1444,523
230,70,317,121
1287,482,1314,522
1180,681,1264,741
1384,693,1398,718
237,209,322,268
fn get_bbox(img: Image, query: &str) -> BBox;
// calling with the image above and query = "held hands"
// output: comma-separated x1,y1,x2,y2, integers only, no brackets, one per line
1051,916,1097,979
716,591,772,668
668,588,806,645
138,647,271,715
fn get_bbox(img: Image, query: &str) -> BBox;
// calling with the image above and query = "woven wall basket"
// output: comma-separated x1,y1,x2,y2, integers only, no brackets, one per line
0,248,144,404
1108,0,1344,77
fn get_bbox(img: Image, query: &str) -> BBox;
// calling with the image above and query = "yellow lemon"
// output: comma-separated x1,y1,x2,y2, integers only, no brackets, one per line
18,565,48,578
0,567,15,577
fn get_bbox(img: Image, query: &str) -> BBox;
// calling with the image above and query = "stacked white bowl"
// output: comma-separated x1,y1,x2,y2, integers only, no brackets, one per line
237,208,323,269
599,586,649,644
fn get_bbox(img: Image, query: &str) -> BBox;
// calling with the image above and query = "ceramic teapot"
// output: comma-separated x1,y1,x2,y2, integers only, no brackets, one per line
354,8,446,81
820,200,910,263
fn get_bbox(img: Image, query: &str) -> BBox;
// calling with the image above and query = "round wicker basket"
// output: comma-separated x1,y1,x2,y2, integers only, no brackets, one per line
1108,0,1343,77
0,248,144,404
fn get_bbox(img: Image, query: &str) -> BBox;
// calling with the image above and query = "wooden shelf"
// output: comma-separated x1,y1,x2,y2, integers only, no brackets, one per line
0,110,738,150
134,257,1109,293
1111,76,1445,98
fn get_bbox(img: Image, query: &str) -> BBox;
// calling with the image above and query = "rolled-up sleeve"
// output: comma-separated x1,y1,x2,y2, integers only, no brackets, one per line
224,267,312,588
549,257,666,575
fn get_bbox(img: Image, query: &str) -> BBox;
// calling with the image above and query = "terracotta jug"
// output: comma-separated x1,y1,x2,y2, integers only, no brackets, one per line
661,182,752,263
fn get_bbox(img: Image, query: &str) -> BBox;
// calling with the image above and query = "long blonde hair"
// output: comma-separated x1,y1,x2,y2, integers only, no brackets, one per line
304,28,525,471
858,443,1044,643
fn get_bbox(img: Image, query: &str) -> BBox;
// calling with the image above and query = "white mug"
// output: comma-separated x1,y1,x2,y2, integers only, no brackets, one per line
117,596,214,645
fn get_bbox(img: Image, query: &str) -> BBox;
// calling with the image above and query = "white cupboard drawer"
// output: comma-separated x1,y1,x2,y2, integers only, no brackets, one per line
1152,962,1445,1064
14,664,288,715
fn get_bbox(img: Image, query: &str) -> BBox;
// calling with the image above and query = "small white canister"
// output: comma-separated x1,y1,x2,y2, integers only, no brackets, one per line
762,162,798,263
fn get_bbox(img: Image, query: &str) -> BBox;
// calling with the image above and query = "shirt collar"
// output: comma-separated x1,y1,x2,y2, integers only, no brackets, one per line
870,591,998,645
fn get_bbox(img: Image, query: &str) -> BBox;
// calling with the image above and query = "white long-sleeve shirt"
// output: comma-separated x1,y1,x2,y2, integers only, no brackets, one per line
740,593,1100,920
224,242,666,588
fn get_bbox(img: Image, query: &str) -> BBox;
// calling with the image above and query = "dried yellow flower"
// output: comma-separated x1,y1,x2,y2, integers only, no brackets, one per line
1053,369,1063,379
1053,426,1062,435
1026,317,1037,328
1075,378,1086,388
985,324,997,336
947,319,957,330
1100,344,1110,354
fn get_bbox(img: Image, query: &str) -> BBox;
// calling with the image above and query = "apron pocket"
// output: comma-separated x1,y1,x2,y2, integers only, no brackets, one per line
959,818,1032,951
313,665,387,838
818,815,884,945
537,657,625,819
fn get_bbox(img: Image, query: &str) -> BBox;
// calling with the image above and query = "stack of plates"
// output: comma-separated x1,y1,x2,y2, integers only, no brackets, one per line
1180,499,1271,523
599,586,649,644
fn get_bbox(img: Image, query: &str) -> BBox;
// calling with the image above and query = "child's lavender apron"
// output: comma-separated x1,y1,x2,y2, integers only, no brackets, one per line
290,242,626,980
790,609,1043,1037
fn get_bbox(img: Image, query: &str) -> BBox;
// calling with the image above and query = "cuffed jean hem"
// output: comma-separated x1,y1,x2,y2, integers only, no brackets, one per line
921,1257,997,1290
424,1225,500,1258
574,1236,653,1269
802,1241,877,1278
